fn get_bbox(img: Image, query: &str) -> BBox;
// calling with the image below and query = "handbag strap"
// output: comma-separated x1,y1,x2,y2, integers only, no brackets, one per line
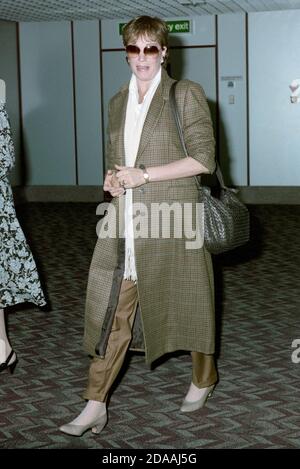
169,81,227,189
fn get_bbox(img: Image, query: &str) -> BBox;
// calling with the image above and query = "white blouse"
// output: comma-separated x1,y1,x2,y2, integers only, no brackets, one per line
123,68,161,281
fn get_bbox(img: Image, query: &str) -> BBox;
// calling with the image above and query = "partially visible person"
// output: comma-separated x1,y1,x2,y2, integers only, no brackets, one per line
0,96,46,373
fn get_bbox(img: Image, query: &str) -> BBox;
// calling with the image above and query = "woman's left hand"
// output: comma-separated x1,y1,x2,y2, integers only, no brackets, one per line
115,164,145,189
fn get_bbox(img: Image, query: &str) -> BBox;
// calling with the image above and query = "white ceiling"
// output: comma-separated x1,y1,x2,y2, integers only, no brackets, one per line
0,0,300,22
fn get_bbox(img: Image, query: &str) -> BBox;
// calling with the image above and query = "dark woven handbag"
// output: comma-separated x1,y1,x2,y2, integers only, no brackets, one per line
169,82,250,255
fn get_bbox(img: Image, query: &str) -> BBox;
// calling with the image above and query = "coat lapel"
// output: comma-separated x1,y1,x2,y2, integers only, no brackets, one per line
135,69,174,165
112,70,174,167
134,88,164,164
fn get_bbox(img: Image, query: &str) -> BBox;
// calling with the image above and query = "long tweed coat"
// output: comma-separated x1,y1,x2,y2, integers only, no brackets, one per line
83,68,216,365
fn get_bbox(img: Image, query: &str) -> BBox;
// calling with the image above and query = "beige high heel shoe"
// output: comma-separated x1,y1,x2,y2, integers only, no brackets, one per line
59,412,107,437
180,384,215,413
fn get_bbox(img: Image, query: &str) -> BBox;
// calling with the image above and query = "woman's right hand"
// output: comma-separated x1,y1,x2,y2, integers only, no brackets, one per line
103,170,125,197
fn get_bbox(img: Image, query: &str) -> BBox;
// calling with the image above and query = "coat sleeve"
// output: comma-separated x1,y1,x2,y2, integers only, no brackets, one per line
0,108,15,180
181,80,216,174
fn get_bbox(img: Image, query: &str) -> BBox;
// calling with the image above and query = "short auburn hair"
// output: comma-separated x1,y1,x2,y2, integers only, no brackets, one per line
122,16,169,63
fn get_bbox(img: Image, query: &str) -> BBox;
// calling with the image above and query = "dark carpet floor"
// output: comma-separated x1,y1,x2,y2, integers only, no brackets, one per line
0,203,299,449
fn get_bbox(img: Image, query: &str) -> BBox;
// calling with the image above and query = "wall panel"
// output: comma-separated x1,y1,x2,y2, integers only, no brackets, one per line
217,13,248,186
73,20,103,185
19,21,76,185
249,11,300,185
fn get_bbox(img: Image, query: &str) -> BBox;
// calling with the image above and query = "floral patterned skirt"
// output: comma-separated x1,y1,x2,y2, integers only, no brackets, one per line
0,179,46,308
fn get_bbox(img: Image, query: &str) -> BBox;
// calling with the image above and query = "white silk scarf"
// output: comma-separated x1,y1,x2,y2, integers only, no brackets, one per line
123,68,161,281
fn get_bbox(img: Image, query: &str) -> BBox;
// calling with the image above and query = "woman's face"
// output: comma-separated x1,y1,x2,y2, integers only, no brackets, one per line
126,35,166,84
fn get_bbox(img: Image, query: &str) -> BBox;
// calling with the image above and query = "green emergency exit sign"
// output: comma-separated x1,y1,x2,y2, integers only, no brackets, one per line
167,20,190,33
119,20,191,35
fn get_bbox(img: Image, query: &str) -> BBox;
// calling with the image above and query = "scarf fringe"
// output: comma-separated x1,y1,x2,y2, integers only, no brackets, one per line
124,246,137,282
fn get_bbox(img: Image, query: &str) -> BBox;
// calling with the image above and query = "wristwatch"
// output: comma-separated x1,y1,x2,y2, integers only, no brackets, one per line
139,164,150,183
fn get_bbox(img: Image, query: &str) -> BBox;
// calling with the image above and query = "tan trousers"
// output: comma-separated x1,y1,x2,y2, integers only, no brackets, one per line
83,279,218,402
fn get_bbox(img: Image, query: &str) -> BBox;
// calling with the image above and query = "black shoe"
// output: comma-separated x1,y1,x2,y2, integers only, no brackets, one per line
0,349,17,374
